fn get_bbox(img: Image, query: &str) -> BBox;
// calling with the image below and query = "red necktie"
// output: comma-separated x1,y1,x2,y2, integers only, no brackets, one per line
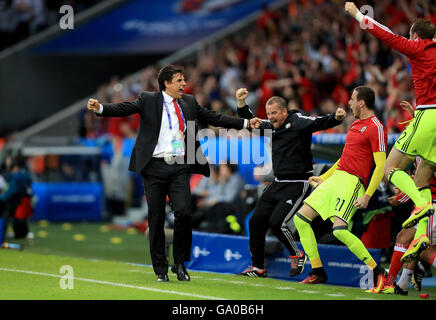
173,99,184,132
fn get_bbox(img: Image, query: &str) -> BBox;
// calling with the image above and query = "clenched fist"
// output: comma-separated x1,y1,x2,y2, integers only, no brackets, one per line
344,2,358,17
87,98,100,112
235,88,249,108
335,107,346,121
308,176,323,188
249,117,262,129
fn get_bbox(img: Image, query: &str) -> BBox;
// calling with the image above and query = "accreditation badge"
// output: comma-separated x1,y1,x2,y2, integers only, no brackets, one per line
171,131,185,157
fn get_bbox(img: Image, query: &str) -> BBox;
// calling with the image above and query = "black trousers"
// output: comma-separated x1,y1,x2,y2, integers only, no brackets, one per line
141,158,192,275
249,179,310,269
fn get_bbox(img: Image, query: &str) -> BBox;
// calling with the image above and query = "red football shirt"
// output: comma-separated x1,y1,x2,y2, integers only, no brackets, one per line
338,116,387,187
361,16,436,108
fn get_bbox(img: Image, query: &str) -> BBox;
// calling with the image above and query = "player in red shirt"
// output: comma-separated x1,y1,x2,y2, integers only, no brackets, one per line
293,86,388,291
345,1,436,264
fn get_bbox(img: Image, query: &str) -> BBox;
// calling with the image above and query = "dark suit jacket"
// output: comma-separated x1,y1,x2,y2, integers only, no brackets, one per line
100,91,246,177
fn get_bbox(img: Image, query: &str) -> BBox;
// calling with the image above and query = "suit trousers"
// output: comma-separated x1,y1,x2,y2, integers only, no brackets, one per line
141,158,192,275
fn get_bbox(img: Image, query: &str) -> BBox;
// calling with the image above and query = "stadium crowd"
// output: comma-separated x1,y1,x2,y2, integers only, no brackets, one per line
1,0,435,283
73,0,436,254
0,0,99,50
80,0,436,141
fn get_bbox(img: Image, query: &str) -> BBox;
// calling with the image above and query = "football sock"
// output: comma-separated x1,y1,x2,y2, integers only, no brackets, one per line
294,212,322,268
388,169,427,207
386,243,408,286
332,226,376,269
419,186,432,203
397,268,412,291
413,187,432,240
312,267,327,278
414,218,429,239
428,252,436,267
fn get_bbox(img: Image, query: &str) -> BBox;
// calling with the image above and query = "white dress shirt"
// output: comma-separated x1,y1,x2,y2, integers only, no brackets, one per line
153,91,184,158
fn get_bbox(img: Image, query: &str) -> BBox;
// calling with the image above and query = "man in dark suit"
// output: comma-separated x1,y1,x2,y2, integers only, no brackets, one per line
88,65,261,282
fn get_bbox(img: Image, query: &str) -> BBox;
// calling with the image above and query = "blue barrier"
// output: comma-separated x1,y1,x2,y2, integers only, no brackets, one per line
312,133,400,145
31,182,103,221
266,242,381,288
0,218,4,243
188,231,381,288
187,231,251,273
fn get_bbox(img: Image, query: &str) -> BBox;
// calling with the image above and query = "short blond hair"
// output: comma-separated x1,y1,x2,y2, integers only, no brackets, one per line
266,96,287,110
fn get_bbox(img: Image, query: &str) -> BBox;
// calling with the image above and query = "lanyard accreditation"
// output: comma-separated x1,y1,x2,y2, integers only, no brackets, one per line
163,99,186,132
163,99,186,157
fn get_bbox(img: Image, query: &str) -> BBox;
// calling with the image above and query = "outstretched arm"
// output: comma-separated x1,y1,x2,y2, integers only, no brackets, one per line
344,2,422,58
295,108,346,133
88,94,143,117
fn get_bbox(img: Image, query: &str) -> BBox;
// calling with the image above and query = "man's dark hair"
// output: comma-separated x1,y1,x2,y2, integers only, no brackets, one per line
354,86,375,110
157,65,184,91
411,18,436,40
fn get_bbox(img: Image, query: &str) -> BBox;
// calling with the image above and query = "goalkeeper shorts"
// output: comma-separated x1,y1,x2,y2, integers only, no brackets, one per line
394,108,436,165
303,169,364,224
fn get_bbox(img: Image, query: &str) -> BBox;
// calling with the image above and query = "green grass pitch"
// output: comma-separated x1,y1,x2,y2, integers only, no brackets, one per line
0,221,435,300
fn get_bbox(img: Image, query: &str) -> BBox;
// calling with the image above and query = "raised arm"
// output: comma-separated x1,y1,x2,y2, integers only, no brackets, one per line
235,88,273,131
193,95,251,130
344,2,422,58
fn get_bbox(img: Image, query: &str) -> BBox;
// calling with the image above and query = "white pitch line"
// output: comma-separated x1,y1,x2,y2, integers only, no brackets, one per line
325,293,345,297
300,290,318,294
0,267,227,300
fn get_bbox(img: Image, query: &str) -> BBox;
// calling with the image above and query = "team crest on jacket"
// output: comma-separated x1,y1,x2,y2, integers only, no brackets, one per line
360,126,367,133
285,123,291,129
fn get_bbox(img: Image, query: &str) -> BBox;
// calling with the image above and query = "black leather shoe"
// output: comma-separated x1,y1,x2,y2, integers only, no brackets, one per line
156,274,169,282
171,264,190,281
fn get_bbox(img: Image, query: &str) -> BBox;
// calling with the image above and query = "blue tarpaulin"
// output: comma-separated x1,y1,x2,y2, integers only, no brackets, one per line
32,0,281,55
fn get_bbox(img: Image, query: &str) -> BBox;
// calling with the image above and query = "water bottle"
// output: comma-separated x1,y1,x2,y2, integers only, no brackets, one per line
26,232,35,246
1,242,23,250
